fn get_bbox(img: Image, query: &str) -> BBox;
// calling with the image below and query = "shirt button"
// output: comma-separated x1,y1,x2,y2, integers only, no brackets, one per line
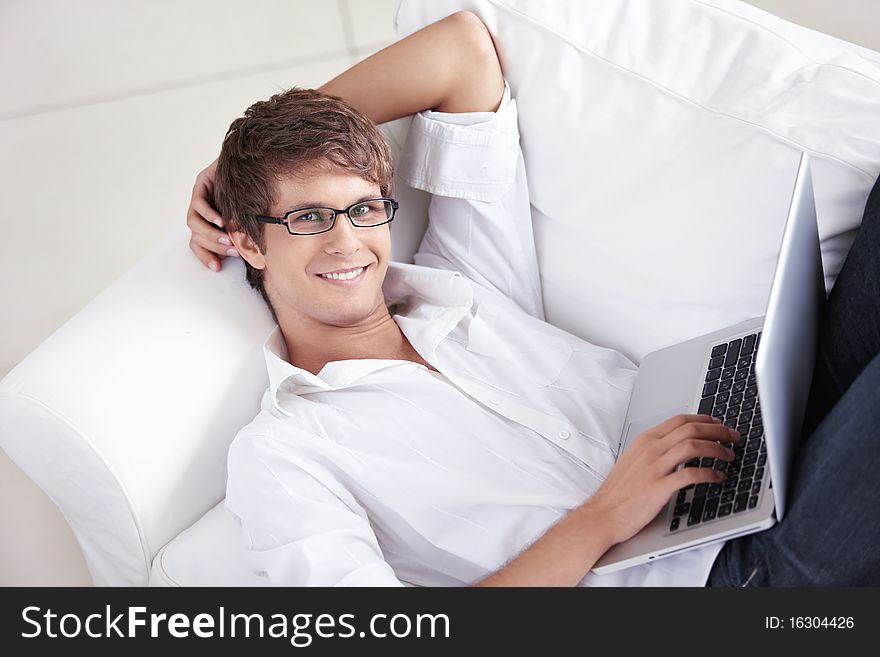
559,429,571,440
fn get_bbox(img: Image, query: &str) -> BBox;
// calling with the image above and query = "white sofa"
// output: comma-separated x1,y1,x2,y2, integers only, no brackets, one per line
2,0,879,587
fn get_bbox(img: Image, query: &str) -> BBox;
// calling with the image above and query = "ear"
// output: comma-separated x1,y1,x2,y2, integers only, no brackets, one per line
229,230,267,270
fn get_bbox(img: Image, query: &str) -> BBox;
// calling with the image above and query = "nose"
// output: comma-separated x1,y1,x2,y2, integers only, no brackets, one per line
321,212,364,253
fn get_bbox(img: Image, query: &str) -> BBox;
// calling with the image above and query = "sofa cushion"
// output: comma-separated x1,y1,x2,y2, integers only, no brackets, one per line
150,501,268,586
396,0,880,363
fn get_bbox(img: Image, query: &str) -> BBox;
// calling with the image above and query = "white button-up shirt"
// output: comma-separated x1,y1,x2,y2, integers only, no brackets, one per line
224,81,726,586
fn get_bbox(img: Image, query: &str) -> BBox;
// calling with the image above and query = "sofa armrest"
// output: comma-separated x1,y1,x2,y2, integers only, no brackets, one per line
0,229,275,585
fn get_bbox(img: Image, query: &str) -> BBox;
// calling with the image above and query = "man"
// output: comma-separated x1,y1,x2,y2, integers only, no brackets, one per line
186,11,880,586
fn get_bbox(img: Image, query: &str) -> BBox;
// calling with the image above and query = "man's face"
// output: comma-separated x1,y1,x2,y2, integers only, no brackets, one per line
243,165,391,329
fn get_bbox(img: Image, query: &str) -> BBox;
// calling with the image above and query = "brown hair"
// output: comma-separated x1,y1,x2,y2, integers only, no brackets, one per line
213,86,395,310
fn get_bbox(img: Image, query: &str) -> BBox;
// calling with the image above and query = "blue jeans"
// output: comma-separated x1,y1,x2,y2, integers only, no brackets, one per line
707,172,880,586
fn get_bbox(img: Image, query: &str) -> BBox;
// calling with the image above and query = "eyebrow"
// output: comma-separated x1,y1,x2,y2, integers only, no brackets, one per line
284,194,380,212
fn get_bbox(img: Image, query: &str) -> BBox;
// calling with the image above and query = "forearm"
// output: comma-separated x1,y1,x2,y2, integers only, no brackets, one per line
318,11,504,124
472,502,618,587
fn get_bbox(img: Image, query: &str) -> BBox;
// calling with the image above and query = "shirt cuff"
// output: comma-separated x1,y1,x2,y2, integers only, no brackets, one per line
396,79,520,202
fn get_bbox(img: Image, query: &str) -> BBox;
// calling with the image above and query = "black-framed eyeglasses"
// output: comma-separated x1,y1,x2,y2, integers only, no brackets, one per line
254,197,399,235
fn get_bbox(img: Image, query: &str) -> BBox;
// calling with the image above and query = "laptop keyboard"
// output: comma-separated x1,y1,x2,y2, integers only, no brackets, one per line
668,331,767,532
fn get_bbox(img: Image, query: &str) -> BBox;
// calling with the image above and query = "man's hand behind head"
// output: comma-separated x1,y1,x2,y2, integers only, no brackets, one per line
186,157,240,271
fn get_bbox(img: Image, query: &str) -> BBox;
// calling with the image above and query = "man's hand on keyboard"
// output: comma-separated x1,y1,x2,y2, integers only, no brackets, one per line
587,414,741,546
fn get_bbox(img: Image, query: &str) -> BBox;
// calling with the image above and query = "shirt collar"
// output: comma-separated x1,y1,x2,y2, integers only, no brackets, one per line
264,261,473,414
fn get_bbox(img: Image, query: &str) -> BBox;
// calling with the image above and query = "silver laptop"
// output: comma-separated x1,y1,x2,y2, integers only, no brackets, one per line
592,152,825,574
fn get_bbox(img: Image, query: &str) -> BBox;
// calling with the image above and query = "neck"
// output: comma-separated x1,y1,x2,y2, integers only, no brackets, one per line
279,300,412,376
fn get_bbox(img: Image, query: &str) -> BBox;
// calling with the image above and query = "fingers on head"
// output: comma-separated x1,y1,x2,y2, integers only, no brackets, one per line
192,196,224,227
189,240,225,271
188,208,225,234
191,231,234,257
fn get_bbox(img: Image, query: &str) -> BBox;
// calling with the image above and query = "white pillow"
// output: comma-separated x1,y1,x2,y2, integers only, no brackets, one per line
395,0,880,363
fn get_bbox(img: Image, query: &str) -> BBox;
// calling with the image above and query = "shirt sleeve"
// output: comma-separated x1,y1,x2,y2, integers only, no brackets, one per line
224,431,405,587
397,79,546,321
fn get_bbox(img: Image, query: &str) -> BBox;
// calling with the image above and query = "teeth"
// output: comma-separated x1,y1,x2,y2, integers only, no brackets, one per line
320,267,364,281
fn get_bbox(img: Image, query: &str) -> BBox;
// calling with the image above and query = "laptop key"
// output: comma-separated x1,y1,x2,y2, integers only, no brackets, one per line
758,453,767,467
703,497,720,521
695,482,709,496
706,368,722,382
748,495,760,509
716,390,730,404
747,374,757,387
752,481,762,495
709,355,725,369
738,479,753,493
734,368,749,382
698,396,715,416
730,391,744,406
708,483,722,498
755,466,765,481
733,493,749,513
688,496,707,526
702,380,719,397
741,334,756,356
738,356,752,369
712,404,727,418
719,379,733,393
718,503,733,518
732,380,746,394
749,426,763,439
721,490,736,505
676,490,687,505
741,397,756,411
711,344,727,358
724,339,742,367
670,517,680,531
741,465,756,480
674,503,690,517
744,384,758,398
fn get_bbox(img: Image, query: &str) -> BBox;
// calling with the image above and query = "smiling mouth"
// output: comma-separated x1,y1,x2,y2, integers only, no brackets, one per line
316,264,370,282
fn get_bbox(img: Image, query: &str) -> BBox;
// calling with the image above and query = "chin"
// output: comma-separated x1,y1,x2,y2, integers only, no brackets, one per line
321,298,379,324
